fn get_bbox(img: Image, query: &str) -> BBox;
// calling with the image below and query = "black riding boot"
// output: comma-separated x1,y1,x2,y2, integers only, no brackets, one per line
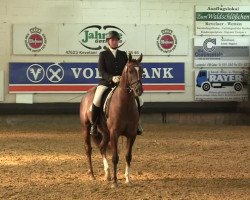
137,106,143,135
90,104,100,136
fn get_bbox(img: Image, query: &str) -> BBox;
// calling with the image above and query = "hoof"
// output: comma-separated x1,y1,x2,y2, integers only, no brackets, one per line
125,181,132,186
104,169,111,181
111,182,118,188
87,170,95,180
105,174,111,181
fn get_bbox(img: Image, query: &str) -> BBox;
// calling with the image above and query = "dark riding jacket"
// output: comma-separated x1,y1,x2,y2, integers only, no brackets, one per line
98,48,128,86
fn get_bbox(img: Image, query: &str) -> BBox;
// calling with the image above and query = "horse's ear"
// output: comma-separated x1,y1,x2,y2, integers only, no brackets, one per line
128,53,132,61
137,53,143,63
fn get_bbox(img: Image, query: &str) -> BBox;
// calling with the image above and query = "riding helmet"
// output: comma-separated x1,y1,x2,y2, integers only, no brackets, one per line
106,30,120,41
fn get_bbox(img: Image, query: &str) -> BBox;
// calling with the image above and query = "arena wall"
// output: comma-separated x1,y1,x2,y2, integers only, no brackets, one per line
0,0,249,123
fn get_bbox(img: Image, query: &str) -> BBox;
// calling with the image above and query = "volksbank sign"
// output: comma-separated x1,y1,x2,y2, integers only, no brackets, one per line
9,62,185,93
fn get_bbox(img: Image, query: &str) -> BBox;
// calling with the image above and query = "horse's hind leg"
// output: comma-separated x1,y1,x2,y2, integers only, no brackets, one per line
125,136,136,184
110,135,119,188
82,126,95,180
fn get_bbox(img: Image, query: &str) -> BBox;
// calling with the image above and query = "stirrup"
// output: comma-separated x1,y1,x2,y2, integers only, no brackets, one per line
137,124,143,135
90,124,98,136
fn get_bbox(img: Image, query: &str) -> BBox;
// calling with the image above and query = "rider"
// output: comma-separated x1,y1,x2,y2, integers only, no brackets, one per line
90,30,143,136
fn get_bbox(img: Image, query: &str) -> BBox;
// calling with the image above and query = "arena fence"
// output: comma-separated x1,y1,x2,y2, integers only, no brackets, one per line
0,102,249,125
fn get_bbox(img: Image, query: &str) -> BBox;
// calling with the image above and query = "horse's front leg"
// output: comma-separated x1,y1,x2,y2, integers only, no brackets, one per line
99,133,111,181
102,153,111,181
110,134,119,188
125,136,136,184
82,126,95,180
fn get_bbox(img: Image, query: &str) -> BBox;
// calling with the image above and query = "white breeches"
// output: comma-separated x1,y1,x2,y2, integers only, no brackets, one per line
93,85,144,108
93,85,108,107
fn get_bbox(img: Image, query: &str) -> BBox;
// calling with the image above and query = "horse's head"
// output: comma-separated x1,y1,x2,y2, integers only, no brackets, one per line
121,53,143,96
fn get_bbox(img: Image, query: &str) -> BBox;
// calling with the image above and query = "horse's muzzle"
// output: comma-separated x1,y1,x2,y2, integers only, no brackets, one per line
133,82,143,96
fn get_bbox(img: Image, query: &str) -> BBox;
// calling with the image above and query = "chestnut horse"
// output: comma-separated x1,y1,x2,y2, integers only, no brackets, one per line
79,54,143,187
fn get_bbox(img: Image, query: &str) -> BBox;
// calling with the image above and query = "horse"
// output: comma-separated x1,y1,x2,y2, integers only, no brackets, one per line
79,53,143,187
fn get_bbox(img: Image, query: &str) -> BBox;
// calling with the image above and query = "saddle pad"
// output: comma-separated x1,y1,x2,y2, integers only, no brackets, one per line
103,86,117,117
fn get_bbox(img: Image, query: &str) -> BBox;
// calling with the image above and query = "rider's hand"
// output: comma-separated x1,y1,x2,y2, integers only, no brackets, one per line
112,76,121,83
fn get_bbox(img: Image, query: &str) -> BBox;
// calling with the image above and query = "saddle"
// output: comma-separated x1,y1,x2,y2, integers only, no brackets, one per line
100,86,117,118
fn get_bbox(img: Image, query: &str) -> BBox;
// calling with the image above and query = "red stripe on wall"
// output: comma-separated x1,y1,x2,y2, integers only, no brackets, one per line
9,85,95,92
143,85,185,91
9,84,185,92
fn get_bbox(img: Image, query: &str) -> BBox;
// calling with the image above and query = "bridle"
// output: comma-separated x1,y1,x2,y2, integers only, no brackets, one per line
124,64,142,93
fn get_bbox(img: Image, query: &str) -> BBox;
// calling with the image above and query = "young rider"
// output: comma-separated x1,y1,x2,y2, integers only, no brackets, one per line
90,30,143,136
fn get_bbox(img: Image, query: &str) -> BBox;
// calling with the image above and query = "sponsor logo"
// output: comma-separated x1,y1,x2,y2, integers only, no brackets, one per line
156,28,177,53
46,64,64,83
26,64,64,83
26,64,45,83
195,38,223,57
203,38,216,52
78,25,126,50
25,27,47,52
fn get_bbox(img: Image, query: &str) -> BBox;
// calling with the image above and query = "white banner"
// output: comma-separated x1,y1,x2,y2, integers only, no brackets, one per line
145,25,188,55
195,69,248,101
194,36,250,68
13,24,189,56
13,24,59,55
195,6,250,35
59,24,145,56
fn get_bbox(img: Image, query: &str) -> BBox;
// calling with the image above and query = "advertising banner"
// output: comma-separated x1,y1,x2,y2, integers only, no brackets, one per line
13,24,59,54
145,25,188,55
59,24,145,56
195,6,250,35
195,69,248,101
9,62,185,93
13,24,188,56
194,36,250,68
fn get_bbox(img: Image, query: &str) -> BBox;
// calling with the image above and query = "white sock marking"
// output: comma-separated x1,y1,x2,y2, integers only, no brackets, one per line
103,157,109,171
125,164,130,183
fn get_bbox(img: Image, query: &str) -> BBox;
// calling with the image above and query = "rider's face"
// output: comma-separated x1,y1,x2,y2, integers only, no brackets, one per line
108,38,119,49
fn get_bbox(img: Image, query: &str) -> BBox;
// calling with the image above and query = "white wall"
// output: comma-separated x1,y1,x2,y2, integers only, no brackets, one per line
0,71,4,101
0,0,249,103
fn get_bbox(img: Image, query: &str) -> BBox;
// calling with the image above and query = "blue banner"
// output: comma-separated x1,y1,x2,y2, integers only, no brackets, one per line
9,62,185,93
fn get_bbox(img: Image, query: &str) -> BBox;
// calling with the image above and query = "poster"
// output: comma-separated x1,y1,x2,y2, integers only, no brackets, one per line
195,69,248,101
194,36,250,68
195,6,250,35
13,24,59,54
